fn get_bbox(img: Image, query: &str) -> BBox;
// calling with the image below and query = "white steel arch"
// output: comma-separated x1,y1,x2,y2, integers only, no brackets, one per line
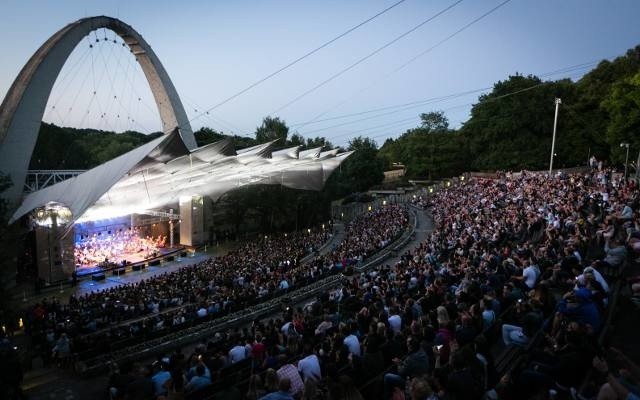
0,16,197,206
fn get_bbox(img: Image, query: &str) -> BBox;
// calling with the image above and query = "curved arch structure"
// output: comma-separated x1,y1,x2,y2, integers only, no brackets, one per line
0,16,196,206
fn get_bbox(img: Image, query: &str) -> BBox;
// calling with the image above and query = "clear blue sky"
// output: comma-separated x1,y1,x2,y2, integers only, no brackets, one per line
1,0,639,147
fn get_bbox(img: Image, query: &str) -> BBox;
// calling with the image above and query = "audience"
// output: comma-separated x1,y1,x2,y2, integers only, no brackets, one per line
23,167,640,399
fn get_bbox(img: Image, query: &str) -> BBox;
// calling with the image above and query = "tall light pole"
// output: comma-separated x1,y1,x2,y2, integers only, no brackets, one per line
549,98,562,175
620,142,630,180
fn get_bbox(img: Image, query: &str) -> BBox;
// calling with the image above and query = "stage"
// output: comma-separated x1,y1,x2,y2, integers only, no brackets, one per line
74,247,182,277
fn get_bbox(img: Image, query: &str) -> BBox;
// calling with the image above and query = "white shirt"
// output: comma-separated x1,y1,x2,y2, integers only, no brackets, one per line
196,308,207,318
281,321,292,336
522,265,538,289
388,314,402,333
579,267,610,293
298,354,321,381
228,345,247,364
343,334,361,357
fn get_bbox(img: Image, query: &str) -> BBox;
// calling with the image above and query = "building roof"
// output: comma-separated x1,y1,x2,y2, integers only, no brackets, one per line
10,130,352,223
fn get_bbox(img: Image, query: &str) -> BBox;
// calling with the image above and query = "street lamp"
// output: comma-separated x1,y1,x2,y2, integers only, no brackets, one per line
549,98,562,175
620,142,630,180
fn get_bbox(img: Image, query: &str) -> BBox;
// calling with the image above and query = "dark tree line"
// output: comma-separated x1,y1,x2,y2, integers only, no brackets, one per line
379,46,640,178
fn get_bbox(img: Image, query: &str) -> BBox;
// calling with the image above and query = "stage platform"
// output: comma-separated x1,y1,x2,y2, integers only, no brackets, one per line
74,247,182,277
13,241,239,304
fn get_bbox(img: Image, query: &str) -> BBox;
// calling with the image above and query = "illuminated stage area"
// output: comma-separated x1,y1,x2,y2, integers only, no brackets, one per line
12,130,351,283
74,227,166,269
72,224,175,275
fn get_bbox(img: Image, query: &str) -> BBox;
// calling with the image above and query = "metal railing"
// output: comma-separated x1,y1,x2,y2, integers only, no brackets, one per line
24,170,86,192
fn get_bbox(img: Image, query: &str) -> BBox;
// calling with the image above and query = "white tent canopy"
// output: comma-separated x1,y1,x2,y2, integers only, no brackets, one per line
11,130,352,223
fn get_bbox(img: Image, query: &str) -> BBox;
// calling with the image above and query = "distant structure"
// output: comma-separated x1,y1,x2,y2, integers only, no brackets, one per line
0,16,352,284
0,16,197,206
383,163,406,182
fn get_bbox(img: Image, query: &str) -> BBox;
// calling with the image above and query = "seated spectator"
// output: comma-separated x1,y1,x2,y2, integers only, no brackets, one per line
519,321,595,390
592,348,640,400
501,298,543,347
384,336,429,399
264,368,279,394
229,338,248,364
553,287,602,335
150,361,171,398
598,238,627,269
314,315,333,336
259,377,294,400
276,356,304,396
343,326,361,357
297,344,321,382
185,363,211,394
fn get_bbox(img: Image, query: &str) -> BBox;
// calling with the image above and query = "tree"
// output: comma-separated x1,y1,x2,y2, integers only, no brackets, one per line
326,136,384,198
305,136,334,151
420,111,449,132
194,127,225,147
602,71,640,164
255,116,289,144
287,132,305,147
460,74,578,170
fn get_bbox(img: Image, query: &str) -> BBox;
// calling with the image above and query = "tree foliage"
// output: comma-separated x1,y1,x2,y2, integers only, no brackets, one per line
255,116,289,145
379,45,640,177
602,70,640,163
420,110,449,132
194,127,257,149
325,136,385,198
31,123,162,169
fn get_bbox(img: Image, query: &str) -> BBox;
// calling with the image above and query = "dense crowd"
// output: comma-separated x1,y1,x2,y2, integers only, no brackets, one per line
107,170,640,400
24,205,409,370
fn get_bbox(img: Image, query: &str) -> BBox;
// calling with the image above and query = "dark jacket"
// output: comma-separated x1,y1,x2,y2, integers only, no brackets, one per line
398,348,429,378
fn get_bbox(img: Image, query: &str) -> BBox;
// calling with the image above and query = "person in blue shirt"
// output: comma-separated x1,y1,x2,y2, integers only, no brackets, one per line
554,287,602,335
259,377,294,400
185,363,211,394
151,361,171,397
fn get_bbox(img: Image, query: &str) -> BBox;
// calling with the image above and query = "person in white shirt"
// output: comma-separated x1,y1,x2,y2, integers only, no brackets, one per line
577,266,609,294
228,339,247,364
281,321,293,336
388,307,402,334
297,346,321,382
522,262,539,289
513,260,538,290
343,326,361,357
